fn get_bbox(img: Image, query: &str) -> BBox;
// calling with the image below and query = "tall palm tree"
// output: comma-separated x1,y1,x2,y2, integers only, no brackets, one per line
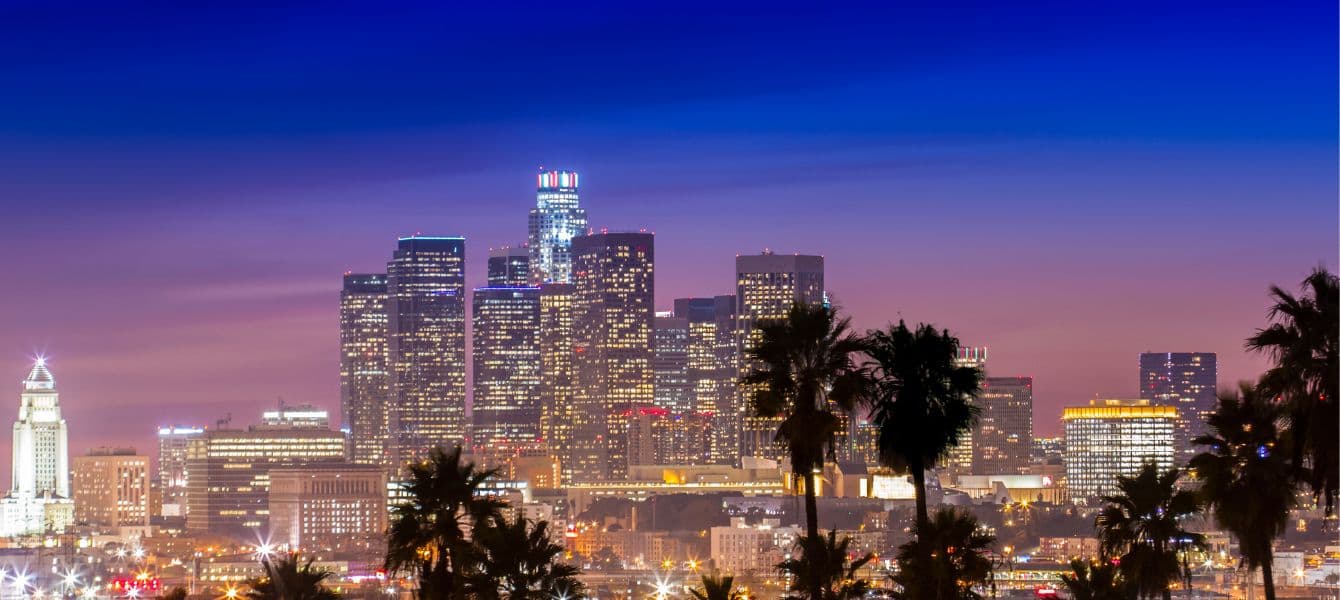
1246,266,1338,514
863,320,981,530
1190,384,1295,600
743,302,868,600
1058,559,1129,600
471,514,584,600
245,553,340,600
1094,463,1203,600
891,508,995,600
778,530,874,600
690,574,742,600
385,446,507,600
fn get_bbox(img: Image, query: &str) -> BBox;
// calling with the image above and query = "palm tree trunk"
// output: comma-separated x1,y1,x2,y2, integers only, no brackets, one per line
1262,556,1277,600
803,468,822,600
910,463,929,530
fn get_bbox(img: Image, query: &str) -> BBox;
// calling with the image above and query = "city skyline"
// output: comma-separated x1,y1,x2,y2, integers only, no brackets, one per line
1,2,1335,475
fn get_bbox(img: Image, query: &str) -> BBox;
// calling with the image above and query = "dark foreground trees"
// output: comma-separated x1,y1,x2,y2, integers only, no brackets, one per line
1191,384,1295,600
384,446,580,600
864,321,981,531
891,508,995,600
744,303,868,600
1246,266,1338,514
1094,464,1203,600
245,553,340,600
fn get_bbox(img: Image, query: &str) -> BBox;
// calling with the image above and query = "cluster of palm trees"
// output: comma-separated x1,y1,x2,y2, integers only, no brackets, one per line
1061,267,1337,600
384,446,583,600
741,302,996,599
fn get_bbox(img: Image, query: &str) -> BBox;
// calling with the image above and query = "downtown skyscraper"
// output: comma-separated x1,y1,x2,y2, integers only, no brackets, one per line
471,285,543,446
386,236,467,466
1139,352,1217,461
538,283,576,478
340,273,390,466
972,376,1033,475
673,296,737,464
568,231,654,481
735,251,824,464
528,170,588,284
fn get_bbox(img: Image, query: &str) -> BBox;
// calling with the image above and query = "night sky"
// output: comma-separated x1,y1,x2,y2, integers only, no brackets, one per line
2,1,1335,468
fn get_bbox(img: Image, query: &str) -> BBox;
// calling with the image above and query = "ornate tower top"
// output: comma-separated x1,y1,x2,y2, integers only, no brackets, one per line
24,359,54,392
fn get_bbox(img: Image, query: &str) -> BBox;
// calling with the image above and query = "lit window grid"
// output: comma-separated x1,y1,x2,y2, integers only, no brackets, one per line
472,288,543,446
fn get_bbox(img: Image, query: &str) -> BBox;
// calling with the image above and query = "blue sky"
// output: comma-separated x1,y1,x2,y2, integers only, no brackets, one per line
0,0,1334,453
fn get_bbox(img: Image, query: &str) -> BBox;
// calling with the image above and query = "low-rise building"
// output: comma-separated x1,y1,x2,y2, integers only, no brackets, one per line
269,463,387,554
709,518,798,574
72,447,150,530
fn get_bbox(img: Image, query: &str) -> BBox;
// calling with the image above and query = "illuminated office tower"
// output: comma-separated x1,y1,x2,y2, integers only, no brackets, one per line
0,359,74,537
570,231,654,481
185,416,345,534
971,377,1033,475
72,448,149,529
944,346,989,473
673,296,738,464
736,251,824,464
1063,399,1176,502
488,246,531,287
472,286,543,446
340,273,389,466
653,316,692,413
538,284,575,453
386,236,467,467
157,425,204,517
626,408,713,466
527,170,588,284
1139,352,1217,461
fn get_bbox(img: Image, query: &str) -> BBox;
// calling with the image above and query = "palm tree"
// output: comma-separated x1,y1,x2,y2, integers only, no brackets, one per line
385,446,507,600
244,553,340,600
890,508,995,600
1246,266,1338,514
471,514,584,600
1190,384,1296,600
742,302,868,600
863,320,981,530
690,574,742,600
1059,559,1129,600
778,530,873,600
1094,463,1203,600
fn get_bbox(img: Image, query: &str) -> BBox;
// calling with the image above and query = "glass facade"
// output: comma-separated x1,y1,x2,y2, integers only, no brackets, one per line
471,286,543,446
157,425,204,517
527,170,588,284
386,236,467,468
673,296,737,464
1063,399,1176,502
340,274,389,467
1138,352,1217,461
487,246,531,287
570,232,655,481
539,284,575,482
652,316,692,413
973,376,1033,475
735,252,824,464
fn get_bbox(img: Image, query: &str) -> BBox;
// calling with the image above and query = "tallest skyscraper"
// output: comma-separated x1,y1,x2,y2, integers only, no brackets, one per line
528,170,588,284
